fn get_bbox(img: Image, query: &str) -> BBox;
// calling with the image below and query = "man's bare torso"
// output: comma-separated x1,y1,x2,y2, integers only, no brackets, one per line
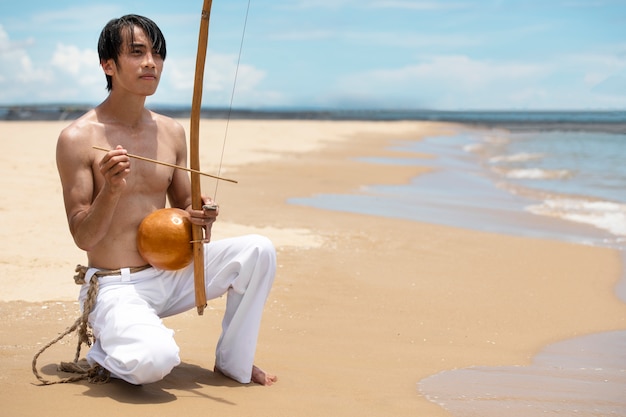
57,107,188,270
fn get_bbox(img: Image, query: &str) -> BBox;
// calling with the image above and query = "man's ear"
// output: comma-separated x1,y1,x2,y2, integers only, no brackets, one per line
101,59,115,76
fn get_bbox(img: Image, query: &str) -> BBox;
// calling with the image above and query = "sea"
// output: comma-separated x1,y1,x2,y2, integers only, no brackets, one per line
286,110,626,417
4,107,625,415
288,112,626,251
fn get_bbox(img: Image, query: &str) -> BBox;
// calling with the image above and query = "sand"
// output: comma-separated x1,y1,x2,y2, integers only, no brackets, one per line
1,119,625,417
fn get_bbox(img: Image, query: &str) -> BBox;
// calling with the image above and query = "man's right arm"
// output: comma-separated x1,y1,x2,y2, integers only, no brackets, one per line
56,126,130,251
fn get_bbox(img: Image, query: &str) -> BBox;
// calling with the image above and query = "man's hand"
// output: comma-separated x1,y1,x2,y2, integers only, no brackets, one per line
99,145,131,193
187,197,219,241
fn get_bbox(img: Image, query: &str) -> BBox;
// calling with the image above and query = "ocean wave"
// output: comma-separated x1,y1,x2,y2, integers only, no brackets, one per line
503,168,571,180
484,135,509,145
489,152,544,164
527,198,626,238
463,143,483,152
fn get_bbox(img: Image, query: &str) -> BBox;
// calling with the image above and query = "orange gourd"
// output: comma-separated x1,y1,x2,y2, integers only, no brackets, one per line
137,208,193,270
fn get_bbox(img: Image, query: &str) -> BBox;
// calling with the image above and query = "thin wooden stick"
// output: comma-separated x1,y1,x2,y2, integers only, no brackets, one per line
92,145,237,184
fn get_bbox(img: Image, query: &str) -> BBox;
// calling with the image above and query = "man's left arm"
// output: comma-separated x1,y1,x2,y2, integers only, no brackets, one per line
164,119,218,231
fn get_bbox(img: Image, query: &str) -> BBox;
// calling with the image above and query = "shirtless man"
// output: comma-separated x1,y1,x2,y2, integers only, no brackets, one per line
56,14,277,386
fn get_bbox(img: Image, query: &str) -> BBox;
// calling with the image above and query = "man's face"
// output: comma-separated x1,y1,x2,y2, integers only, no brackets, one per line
104,26,164,96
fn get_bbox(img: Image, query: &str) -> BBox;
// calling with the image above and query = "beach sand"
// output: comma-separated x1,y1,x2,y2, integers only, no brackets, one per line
1,119,625,416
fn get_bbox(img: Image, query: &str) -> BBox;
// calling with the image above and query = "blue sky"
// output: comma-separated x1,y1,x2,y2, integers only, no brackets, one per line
0,0,625,110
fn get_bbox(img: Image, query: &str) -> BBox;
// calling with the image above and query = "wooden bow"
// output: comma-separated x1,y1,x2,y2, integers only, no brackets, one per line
190,0,213,315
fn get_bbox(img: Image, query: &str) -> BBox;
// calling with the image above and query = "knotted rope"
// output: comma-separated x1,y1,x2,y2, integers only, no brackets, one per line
31,265,110,385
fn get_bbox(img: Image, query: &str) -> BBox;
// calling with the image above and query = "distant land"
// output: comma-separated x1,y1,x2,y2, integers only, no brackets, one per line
1,104,625,133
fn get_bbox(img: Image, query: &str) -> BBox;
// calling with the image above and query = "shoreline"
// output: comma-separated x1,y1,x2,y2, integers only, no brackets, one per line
1,120,625,416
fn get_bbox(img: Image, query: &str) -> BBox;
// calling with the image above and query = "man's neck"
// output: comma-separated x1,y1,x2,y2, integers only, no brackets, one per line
98,92,149,128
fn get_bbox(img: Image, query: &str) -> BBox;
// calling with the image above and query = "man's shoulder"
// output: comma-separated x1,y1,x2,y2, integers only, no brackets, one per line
150,109,180,125
59,109,99,142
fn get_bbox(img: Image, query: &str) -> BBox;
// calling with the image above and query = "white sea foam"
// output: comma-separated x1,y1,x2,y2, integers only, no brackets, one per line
484,135,509,145
489,152,544,164
527,198,626,237
505,168,570,180
463,143,483,152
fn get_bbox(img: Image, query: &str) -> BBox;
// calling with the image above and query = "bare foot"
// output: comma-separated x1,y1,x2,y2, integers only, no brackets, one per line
251,365,277,386
214,365,277,386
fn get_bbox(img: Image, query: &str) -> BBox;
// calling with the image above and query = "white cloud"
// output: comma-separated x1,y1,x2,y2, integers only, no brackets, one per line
166,57,196,93
0,25,52,102
0,23,109,104
324,53,626,109
0,19,274,108
268,30,337,42
591,74,626,96
16,54,49,83
159,51,272,107
48,44,103,104
282,0,468,10
30,5,122,33
341,54,546,92
584,72,607,86
278,0,358,9
51,44,100,79
270,29,482,48
365,1,470,10
564,51,626,88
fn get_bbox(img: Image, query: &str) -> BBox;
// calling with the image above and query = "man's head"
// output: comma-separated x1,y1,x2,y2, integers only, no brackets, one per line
98,14,167,91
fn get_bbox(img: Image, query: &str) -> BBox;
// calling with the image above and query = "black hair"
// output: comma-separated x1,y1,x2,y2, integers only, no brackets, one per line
97,14,167,91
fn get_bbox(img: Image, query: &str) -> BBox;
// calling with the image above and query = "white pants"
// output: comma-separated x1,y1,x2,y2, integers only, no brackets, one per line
79,234,276,385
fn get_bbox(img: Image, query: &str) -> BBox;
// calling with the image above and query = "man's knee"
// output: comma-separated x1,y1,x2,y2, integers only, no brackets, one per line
108,335,181,385
249,234,276,265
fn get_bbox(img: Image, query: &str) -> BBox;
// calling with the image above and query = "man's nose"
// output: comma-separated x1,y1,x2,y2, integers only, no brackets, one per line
143,52,156,67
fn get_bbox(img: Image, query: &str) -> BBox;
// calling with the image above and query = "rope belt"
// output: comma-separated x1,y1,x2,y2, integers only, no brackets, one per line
74,264,152,285
32,264,151,385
